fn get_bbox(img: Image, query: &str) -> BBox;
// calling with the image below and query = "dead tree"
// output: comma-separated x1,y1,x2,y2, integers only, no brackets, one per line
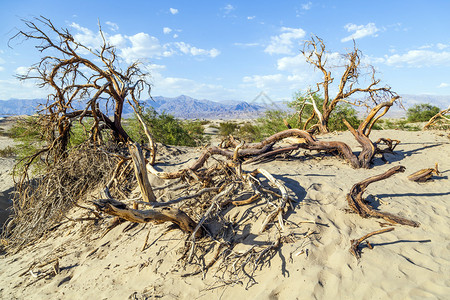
217,96,400,169
10,16,153,162
301,36,395,133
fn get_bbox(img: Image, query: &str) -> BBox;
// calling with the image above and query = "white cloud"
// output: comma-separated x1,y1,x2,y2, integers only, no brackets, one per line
341,23,379,42
243,74,284,89
109,34,127,48
121,32,163,62
223,4,234,14
382,50,450,67
247,16,255,20
0,66,5,72
437,43,449,50
0,78,49,99
264,27,306,55
233,42,259,47
163,27,172,34
105,21,119,32
173,34,179,39
438,82,449,88
277,54,309,73
301,2,312,10
69,22,102,49
173,42,220,58
169,8,178,15
15,66,30,76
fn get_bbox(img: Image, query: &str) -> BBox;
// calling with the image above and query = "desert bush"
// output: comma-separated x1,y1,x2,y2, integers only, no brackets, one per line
407,103,441,122
380,119,420,131
126,108,206,147
8,116,46,161
0,146,15,158
218,121,239,137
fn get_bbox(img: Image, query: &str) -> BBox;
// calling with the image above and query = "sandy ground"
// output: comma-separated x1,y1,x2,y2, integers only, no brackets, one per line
0,121,449,299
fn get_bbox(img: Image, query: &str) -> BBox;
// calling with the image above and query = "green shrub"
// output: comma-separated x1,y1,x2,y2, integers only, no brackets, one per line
8,116,45,159
236,110,296,142
126,108,206,147
380,119,420,131
218,121,239,137
0,146,15,157
328,103,360,131
407,103,440,122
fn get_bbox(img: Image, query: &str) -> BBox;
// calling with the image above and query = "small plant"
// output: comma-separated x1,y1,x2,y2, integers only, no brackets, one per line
0,146,15,158
407,103,441,122
126,107,206,147
218,121,239,137
380,119,420,131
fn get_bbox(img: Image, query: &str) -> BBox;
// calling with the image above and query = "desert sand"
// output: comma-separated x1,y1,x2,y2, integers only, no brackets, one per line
0,123,449,299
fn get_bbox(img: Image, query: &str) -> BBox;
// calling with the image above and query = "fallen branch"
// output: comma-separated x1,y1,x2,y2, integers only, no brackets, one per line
408,163,440,182
349,227,395,259
92,198,201,237
347,166,419,227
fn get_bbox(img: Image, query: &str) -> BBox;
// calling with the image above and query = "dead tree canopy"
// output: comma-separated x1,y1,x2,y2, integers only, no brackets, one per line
11,16,151,155
301,35,396,133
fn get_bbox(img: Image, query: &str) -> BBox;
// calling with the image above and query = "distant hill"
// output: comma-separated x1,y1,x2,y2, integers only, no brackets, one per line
0,94,447,119
0,95,266,119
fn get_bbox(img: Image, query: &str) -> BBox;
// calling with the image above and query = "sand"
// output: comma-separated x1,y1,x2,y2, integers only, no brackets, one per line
0,125,449,299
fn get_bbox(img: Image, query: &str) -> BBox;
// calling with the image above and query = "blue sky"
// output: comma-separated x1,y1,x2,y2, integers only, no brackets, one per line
1,0,450,105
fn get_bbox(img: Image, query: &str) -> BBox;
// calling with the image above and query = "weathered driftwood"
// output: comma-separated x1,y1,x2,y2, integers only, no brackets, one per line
92,198,201,237
349,227,395,259
347,166,419,227
408,163,440,182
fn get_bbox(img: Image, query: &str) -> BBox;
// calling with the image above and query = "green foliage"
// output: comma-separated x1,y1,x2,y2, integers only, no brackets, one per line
407,103,441,122
289,91,360,131
68,119,94,148
8,116,45,159
234,110,297,142
0,146,15,157
379,119,420,131
218,121,239,137
328,103,360,131
126,107,206,147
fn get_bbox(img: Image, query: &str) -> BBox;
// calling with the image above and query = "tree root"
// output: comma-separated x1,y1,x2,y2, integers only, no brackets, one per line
347,166,419,227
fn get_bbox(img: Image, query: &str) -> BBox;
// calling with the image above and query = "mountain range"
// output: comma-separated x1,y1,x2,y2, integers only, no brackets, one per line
0,94,447,119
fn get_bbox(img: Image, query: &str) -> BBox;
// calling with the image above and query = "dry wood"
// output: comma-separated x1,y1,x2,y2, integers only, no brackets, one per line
93,198,201,237
408,163,440,182
301,35,395,133
127,99,157,165
347,166,419,227
424,105,450,129
349,227,395,259
254,168,289,233
128,142,156,202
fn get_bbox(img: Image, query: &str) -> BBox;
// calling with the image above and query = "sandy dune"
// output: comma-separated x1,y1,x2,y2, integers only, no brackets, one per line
0,128,449,299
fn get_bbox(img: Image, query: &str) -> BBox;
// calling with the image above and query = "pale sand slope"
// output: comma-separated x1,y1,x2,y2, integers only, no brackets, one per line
0,129,449,300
